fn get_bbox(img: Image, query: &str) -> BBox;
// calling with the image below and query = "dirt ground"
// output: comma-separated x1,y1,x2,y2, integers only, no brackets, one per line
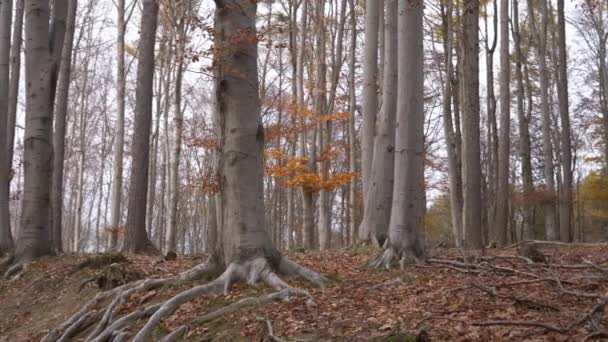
1,243,607,341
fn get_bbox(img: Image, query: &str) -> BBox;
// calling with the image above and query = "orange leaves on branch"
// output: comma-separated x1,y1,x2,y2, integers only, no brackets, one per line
265,148,359,193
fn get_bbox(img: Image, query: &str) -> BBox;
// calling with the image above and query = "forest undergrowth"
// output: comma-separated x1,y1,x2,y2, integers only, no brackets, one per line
1,242,608,341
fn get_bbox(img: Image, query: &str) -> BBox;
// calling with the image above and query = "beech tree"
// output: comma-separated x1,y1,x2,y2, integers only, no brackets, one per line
461,0,483,249
45,2,326,339
0,0,14,255
495,0,510,246
12,0,55,266
370,0,425,267
361,0,380,201
123,0,160,254
358,0,397,246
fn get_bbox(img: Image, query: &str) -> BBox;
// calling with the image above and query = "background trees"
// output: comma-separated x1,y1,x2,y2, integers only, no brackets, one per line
0,0,605,263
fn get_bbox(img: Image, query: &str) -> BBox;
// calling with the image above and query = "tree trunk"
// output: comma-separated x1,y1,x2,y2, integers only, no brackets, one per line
461,0,483,249
315,0,331,250
109,0,126,251
495,0,510,246
440,0,463,247
484,0,498,244
213,0,280,267
0,0,14,255
167,20,187,254
556,0,572,243
347,0,358,246
361,0,380,201
6,0,23,176
50,0,77,254
358,0,396,247
371,0,425,268
123,0,159,254
15,0,54,262
513,0,534,240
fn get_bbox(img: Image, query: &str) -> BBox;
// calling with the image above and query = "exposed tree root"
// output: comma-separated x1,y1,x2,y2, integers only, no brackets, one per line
368,245,420,270
257,316,288,342
44,256,325,342
3,261,24,279
159,325,188,342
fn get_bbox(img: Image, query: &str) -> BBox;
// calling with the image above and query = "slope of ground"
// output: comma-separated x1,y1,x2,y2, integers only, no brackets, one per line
1,243,607,341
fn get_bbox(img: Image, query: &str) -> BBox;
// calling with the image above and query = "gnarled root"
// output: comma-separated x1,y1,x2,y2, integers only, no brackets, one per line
44,256,325,342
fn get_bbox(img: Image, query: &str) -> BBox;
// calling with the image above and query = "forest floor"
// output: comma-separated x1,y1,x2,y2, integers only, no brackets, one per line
1,243,608,341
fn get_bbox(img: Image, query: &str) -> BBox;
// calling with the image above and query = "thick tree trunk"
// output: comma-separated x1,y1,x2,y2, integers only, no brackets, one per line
358,0,397,247
372,0,425,267
0,0,14,255
50,0,77,254
109,0,126,251
123,0,159,254
15,0,54,262
495,0,510,246
213,0,280,267
361,0,380,201
461,0,483,249
556,0,572,243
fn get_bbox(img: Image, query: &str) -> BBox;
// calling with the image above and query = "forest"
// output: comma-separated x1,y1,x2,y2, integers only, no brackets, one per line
1,0,608,340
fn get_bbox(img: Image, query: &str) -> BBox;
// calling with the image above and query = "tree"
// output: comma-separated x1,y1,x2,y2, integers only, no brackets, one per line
440,0,463,247
167,0,194,255
495,0,510,246
123,0,160,254
358,0,397,247
530,0,558,240
461,0,483,249
109,0,127,251
512,0,534,240
13,0,55,265
556,0,573,243
50,0,78,254
361,0,380,202
370,0,425,267
0,0,14,256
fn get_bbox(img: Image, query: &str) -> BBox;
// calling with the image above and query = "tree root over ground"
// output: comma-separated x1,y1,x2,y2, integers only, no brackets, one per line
42,256,326,342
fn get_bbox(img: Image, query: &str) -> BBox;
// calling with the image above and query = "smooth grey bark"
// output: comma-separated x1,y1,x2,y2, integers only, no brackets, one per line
109,0,126,251
15,0,54,262
347,0,357,246
6,0,23,174
556,0,572,243
440,0,463,247
361,0,380,201
461,0,483,249
375,0,425,264
358,0,397,247
495,0,510,246
0,0,14,255
213,0,280,267
513,0,534,240
123,0,159,254
50,0,77,254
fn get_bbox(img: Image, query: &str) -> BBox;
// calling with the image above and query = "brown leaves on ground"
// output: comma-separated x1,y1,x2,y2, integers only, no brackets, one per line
2,244,608,341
